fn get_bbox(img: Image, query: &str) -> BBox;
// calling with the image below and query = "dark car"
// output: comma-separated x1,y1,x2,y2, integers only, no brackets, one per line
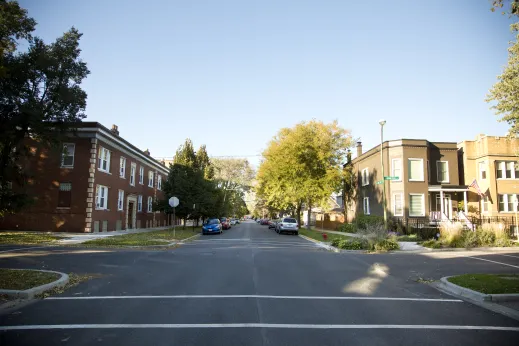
202,218,222,235
260,219,270,225
220,217,231,230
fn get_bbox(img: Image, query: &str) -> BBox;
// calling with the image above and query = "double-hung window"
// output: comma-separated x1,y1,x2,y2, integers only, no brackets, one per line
479,161,487,180
58,183,72,208
61,144,75,168
363,197,370,215
361,168,369,186
391,158,402,182
138,195,143,212
148,171,154,188
157,175,162,190
409,194,425,217
481,195,489,213
147,196,153,212
499,194,517,212
139,166,144,184
117,190,124,211
497,161,519,179
95,184,108,210
408,158,424,181
393,193,403,216
98,147,111,173
436,161,449,183
120,157,126,178
130,163,136,186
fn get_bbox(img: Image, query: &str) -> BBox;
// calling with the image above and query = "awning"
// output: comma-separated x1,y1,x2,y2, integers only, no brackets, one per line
428,185,469,192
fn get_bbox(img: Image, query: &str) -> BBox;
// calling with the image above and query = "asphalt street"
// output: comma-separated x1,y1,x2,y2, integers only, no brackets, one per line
1,221,519,345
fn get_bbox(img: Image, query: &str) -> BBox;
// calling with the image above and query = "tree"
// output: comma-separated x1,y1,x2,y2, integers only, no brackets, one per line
256,120,353,227
490,0,519,17
0,1,89,217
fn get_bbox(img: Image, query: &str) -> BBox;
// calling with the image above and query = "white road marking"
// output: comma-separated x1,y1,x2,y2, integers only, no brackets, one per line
467,256,519,269
500,254,519,259
0,246,47,253
0,324,517,331
45,295,462,302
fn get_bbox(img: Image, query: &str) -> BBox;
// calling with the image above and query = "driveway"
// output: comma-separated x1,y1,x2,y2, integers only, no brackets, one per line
0,221,518,345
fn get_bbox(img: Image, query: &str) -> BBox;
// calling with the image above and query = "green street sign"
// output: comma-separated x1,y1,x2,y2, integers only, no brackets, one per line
376,180,384,185
384,176,399,180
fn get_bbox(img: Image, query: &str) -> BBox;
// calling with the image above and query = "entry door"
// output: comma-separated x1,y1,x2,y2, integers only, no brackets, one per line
444,194,452,220
128,202,134,229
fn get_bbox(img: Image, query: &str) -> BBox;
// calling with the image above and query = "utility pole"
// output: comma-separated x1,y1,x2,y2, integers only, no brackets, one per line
379,119,387,229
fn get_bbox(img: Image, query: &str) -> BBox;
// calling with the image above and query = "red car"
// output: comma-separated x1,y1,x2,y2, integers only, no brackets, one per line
220,217,231,230
260,219,270,225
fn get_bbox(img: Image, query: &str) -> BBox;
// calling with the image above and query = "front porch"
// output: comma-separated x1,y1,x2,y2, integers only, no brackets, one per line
427,185,471,227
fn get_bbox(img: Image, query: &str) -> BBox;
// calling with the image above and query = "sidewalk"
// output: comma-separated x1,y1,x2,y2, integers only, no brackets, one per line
54,226,173,244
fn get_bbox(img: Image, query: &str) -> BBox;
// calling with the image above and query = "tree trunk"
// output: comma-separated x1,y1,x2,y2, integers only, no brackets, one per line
295,201,302,226
306,202,312,230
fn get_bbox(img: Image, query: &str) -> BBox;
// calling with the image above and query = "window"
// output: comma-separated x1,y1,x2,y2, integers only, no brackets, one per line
481,195,489,213
436,161,449,183
147,196,153,212
408,158,424,181
497,161,519,179
393,193,403,216
119,157,126,178
157,175,162,190
498,194,518,212
361,168,369,186
391,158,402,182
130,163,136,186
139,166,144,184
58,183,72,208
98,147,111,172
479,161,487,180
427,160,430,182
138,195,143,212
95,184,108,210
148,171,154,187
117,190,124,211
363,197,370,215
61,144,75,168
409,194,425,217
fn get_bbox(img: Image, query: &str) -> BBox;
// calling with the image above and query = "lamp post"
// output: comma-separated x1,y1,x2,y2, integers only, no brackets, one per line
379,119,387,229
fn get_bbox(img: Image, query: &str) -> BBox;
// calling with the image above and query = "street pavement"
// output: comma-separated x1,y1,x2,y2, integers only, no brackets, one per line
1,221,519,345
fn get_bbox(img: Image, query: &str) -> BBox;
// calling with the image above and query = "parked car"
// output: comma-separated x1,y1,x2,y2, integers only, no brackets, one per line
276,217,299,235
220,217,231,230
230,219,237,225
260,219,270,225
202,218,222,235
268,219,279,229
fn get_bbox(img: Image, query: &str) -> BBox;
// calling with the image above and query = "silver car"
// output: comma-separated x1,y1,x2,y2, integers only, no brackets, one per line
276,217,299,235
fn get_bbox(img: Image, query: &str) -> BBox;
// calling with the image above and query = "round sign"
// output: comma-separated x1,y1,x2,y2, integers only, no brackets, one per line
169,196,179,208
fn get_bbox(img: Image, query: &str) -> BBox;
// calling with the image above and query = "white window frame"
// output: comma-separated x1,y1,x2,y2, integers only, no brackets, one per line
363,197,370,215
147,196,153,212
138,195,143,212
117,189,124,211
409,193,425,217
498,194,518,213
481,195,489,214
496,161,519,180
436,161,449,183
393,193,403,216
98,147,111,173
95,184,108,210
148,171,154,188
129,163,136,186
479,161,487,180
157,175,162,190
139,166,144,184
61,143,75,168
120,157,126,178
361,168,369,186
391,158,402,182
408,158,424,182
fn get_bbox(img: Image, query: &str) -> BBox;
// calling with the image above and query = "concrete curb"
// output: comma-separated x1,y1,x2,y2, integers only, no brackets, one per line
298,234,338,252
177,233,201,244
438,276,519,302
423,246,519,253
0,269,69,299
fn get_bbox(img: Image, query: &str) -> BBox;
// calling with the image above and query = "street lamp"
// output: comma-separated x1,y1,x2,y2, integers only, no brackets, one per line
379,119,387,229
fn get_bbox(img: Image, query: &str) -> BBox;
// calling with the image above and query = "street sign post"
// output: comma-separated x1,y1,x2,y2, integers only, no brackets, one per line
384,176,399,181
169,197,180,237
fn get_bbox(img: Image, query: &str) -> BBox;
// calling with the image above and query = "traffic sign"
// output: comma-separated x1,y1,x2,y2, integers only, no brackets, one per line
384,176,399,180
376,180,384,185
169,196,179,208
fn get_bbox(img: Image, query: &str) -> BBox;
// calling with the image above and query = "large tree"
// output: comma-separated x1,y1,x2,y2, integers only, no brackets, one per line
256,120,353,227
0,0,89,217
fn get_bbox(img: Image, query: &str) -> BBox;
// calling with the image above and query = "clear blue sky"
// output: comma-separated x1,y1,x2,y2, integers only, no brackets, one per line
20,0,514,167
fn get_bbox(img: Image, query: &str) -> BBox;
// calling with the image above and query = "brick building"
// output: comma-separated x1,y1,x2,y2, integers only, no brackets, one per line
0,122,171,233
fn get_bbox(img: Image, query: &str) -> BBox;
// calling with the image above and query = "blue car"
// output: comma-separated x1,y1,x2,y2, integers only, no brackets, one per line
202,218,222,235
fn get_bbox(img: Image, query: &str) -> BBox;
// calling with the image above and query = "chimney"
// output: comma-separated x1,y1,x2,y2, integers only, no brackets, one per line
356,142,362,158
111,124,119,136
144,149,150,156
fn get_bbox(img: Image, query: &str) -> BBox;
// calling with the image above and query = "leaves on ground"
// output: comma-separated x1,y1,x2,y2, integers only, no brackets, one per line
0,268,61,290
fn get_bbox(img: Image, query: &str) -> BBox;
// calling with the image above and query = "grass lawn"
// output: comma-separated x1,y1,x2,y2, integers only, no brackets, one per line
299,228,352,243
0,269,61,290
448,273,519,294
0,232,61,245
396,234,420,242
82,228,198,247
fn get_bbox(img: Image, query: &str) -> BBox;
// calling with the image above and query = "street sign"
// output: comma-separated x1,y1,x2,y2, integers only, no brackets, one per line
169,196,179,208
384,176,399,180
376,180,384,185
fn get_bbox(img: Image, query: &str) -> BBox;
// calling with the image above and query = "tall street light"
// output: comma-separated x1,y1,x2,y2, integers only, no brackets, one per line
379,119,387,229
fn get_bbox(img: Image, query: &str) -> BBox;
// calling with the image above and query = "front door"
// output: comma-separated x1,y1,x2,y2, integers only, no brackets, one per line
128,202,134,229
435,193,452,220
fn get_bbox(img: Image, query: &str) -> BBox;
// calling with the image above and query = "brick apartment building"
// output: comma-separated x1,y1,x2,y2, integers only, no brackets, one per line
0,122,171,233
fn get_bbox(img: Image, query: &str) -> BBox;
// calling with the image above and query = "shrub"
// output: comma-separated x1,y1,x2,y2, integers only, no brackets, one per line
477,228,496,246
330,238,340,247
374,238,399,251
414,227,438,240
462,230,479,248
338,223,356,233
440,222,464,247
337,239,365,250
494,237,512,247
422,239,442,249
354,214,384,230
357,223,387,249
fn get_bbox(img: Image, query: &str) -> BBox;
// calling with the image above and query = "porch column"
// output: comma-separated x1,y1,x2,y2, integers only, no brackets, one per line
440,190,444,218
464,191,468,214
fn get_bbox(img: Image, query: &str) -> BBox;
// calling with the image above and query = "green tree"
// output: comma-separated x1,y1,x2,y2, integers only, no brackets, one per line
0,1,89,217
490,0,519,16
256,120,353,227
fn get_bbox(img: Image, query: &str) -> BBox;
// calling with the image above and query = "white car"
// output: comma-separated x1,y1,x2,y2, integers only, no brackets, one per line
230,219,237,225
276,217,299,235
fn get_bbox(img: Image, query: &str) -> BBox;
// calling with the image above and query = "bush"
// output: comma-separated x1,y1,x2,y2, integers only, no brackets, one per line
336,239,366,250
338,223,356,233
330,238,340,247
374,238,399,251
422,239,442,249
440,222,464,247
354,214,384,230
494,237,513,247
413,227,438,240
477,228,496,246
463,230,479,248
357,223,388,249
